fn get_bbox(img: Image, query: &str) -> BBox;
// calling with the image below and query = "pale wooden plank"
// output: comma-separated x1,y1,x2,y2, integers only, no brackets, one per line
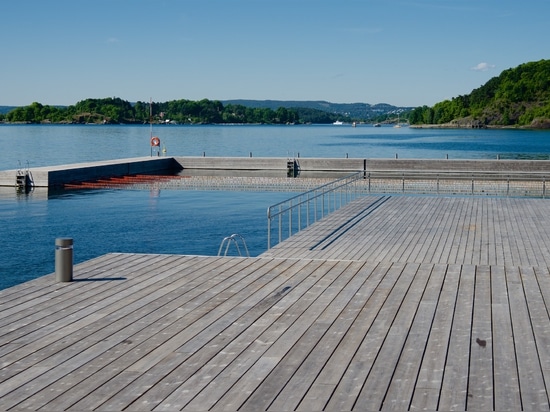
0,253,140,326
467,265,493,410
488,198,504,266
323,262,417,411
519,266,550,393
265,261,383,411
238,260,368,411
462,198,479,265
0,255,243,409
123,259,334,411
295,260,395,411
438,264,475,411
179,259,353,412
354,263,432,410
206,260,364,411
306,196,391,261
405,197,443,262
438,197,462,265
491,265,522,411
431,197,465,264
0,254,201,378
0,253,124,309
445,198,470,265
410,264,462,410
375,197,437,263
506,199,533,266
381,263,447,410
56,256,304,412
318,198,391,261
338,198,400,262
506,266,550,410
10,255,245,410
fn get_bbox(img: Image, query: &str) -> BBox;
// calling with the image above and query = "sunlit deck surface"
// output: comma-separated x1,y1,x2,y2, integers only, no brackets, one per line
3,195,550,410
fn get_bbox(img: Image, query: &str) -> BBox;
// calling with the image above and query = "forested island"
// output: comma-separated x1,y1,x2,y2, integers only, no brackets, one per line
1,59,549,128
409,59,550,128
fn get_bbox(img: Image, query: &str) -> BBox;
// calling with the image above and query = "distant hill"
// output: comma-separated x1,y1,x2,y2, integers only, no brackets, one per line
1,99,412,124
409,59,550,128
0,106,17,114
221,100,413,119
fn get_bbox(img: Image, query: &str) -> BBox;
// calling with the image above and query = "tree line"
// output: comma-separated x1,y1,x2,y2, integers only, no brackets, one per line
0,97,351,125
408,59,550,128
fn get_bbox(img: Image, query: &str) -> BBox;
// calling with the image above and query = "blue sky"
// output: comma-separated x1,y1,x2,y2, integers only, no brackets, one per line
1,0,548,107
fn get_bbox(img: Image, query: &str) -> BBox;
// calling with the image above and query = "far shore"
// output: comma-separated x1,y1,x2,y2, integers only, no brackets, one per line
409,123,548,130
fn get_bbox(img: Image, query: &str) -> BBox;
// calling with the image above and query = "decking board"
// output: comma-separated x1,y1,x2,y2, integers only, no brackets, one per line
2,195,550,410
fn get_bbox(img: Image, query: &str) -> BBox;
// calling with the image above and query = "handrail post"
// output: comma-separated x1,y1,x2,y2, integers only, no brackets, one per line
278,204,282,245
267,209,272,250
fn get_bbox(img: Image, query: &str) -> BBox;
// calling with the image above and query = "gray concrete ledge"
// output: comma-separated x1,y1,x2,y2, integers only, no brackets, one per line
2,156,550,187
0,157,182,187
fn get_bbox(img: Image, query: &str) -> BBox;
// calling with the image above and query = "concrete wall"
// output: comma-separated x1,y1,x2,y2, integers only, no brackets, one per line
2,156,550,188
0,157,182,187
173,156,365,172
364,159,550,172
175,156,550,173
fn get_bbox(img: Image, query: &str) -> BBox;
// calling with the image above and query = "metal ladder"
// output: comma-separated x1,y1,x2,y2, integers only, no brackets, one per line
217,234,250,257
15,161,33,191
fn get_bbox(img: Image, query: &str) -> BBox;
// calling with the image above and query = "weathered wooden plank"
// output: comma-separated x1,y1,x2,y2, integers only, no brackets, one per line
179,259,352,412
12,256,256,410
0,255,244,409
431,197,465,264
520,266,550,396
0,253,123,308
63,256,306,412
506,266,550,410
296,261,396,411
491,265,522,411
354,263,432,410
382,263,446,410
324,262,417,411
266,262,383,411
206,260,363,411
0,254,193,383
410,264,462,410
462,199,479,265
0,253,140,326
240,261,367,411
3,195,550,411
467,265,493,410
124,258,333,411
438,264,475,411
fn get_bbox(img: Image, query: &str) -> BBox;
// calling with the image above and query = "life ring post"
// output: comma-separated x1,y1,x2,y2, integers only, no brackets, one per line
150,136,161,156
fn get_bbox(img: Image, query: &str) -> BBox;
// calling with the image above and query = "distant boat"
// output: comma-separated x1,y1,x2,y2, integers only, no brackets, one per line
333,120,343,125
373,123,381,127
394,114,402,128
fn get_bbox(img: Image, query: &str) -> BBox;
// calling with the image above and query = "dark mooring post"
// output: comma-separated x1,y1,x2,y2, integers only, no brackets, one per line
55,238,73,282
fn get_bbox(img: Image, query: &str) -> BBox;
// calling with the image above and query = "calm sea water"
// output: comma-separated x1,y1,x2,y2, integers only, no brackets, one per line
1,124,550,290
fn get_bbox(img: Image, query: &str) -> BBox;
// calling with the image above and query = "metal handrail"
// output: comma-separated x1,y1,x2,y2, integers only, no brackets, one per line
267,171,364,249
218,233,250,257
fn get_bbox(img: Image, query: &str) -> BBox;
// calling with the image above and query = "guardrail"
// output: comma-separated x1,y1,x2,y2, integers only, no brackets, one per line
362,171,549,198
267,171,365,249
266,169,550,249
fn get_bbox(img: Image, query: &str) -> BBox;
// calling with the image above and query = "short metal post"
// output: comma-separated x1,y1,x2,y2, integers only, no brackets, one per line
55,238,73,282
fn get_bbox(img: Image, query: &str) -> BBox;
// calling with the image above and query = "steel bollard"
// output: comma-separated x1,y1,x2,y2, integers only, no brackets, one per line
55,238,73,282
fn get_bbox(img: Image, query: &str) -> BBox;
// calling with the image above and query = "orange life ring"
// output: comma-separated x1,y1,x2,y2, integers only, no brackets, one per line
151,136,160,147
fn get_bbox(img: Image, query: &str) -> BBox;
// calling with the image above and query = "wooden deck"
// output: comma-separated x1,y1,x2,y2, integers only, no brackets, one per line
262,196,550,267
2,195,550,410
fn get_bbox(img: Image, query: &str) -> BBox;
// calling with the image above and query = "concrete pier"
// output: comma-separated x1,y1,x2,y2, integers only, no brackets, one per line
1,156,550,187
